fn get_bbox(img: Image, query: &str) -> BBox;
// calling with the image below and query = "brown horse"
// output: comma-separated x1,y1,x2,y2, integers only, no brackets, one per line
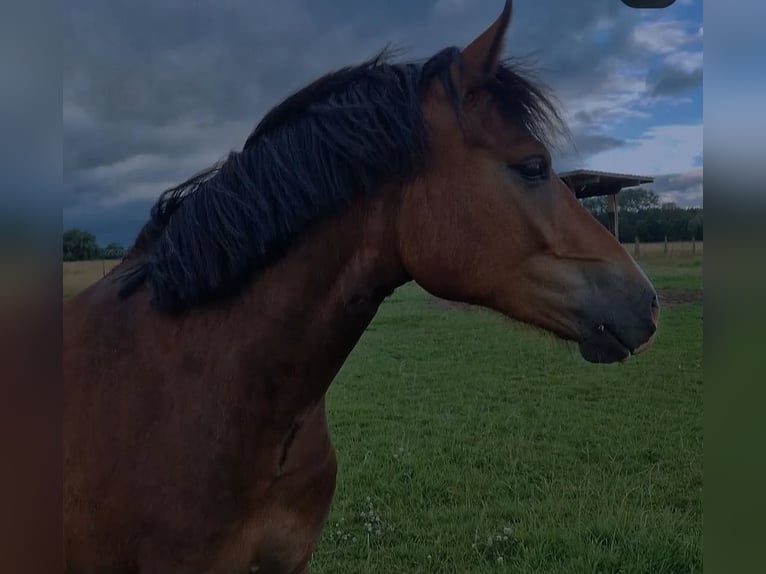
63,2,659,572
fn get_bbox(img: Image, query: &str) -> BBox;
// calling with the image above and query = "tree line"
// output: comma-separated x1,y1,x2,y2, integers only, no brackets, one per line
580,187,703,243
63,229,126,261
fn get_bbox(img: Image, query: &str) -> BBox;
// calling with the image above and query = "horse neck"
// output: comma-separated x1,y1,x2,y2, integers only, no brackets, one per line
217,186,409,422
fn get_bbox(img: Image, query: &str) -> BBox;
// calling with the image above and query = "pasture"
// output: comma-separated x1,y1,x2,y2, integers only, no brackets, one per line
63,248,703,573
62,259,120,299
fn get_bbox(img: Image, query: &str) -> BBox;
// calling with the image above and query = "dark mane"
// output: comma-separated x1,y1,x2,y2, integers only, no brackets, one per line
118,48,565,311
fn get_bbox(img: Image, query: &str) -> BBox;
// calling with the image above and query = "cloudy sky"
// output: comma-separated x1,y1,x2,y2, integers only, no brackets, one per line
63,0,703,246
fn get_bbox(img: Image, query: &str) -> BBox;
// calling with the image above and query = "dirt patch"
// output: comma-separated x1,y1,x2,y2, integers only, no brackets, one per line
657,289,703,308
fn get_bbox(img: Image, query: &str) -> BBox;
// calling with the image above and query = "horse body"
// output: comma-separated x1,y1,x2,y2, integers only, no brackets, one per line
64,2,660,572
64,190,404,573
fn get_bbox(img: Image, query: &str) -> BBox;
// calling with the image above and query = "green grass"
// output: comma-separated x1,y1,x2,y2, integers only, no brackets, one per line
312,262,703,573
633,253,703,291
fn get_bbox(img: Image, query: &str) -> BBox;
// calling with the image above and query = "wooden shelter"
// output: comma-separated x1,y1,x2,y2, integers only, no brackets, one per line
558,169,654,238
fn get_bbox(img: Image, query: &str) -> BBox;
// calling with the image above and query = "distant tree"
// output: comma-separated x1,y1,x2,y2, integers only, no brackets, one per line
688,211,703,240
618,187,660,213
618,205,703,242
63,229,100,261
102,243,126,259
580,196,607,215
661,201,679,210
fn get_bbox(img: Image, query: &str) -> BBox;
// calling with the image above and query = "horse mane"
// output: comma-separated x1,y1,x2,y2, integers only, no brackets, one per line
118,47,565,311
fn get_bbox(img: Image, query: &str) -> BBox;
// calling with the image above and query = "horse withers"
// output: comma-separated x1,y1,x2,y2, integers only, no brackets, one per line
63,2,659,572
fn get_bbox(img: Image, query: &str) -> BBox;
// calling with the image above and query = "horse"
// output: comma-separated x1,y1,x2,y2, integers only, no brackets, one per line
63,2,660,572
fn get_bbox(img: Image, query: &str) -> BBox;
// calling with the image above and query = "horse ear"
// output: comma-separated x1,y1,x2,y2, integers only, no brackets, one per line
454,0,512,97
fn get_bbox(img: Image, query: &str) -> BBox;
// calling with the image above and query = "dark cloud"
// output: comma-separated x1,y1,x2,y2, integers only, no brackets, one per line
554,131,627,172
649,64,702,96
652,169,703,207
572,110,594,125
568,132,627,156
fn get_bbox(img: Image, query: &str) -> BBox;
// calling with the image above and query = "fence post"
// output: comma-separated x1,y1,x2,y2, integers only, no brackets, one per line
634,236,640,257
102,261,106,277
692,235,696,255
664,235,668,254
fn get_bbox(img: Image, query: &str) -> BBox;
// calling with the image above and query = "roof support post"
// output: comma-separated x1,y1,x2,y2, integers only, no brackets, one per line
606,193,619,239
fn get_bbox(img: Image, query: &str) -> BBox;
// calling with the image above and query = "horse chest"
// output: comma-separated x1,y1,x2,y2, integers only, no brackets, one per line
210,404,338,574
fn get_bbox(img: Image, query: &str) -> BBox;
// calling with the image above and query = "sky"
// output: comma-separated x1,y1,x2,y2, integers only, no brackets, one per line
63,0,703,246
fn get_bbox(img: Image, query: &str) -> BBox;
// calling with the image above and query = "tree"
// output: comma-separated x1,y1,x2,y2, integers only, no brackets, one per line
63,229,100,261
618,187,660,213
688,211,703,240
102,243,126,259
580,196,606,215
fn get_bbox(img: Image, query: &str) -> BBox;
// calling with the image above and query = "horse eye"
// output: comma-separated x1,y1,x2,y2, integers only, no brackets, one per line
513,156,548,182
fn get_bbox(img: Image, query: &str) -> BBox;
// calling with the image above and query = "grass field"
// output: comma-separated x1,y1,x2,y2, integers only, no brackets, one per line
64,249,703,573
63,259,120,298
